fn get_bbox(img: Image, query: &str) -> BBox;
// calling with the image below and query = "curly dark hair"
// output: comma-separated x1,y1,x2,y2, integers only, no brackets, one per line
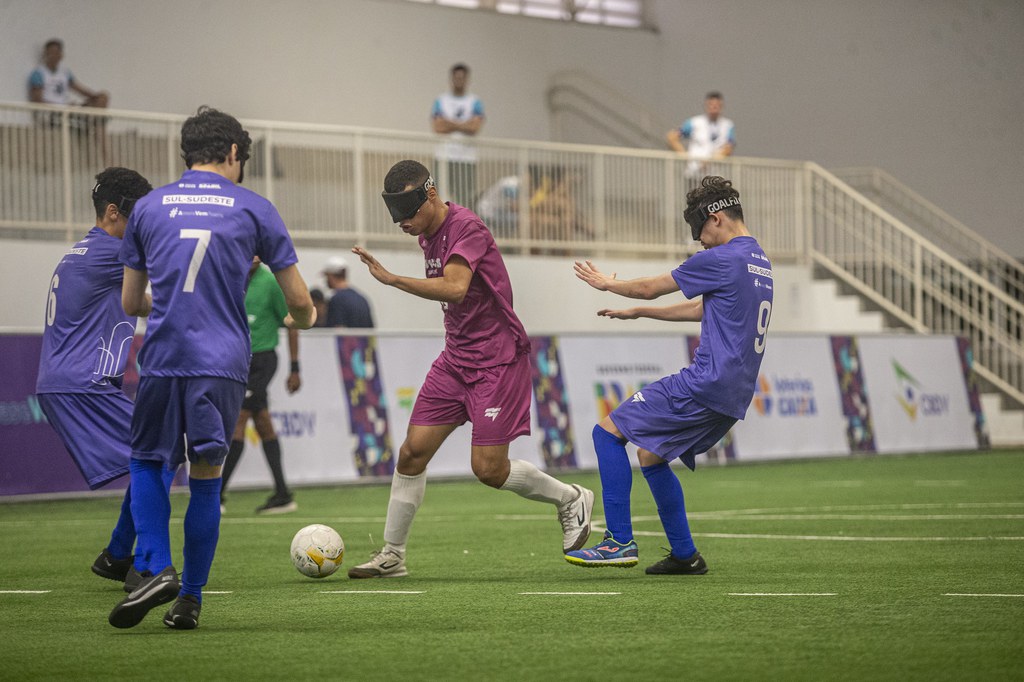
684,175,744,224
384,160,431,193
91,167,152,218
180,106,251,170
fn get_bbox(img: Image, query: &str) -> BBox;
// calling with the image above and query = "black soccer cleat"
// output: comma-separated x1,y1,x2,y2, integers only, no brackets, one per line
645,550,708,575
108,566,180,629
163,594,201,630
123,566,144,593
91,548,132,583
255,493,297,515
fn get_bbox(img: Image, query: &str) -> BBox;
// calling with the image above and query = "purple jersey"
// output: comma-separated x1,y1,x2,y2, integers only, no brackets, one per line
672,236,772,419
37,227,136,394
419,203,529,368
119,169,298,383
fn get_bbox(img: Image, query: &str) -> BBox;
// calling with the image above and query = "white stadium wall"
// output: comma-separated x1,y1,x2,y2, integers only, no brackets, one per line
0,0,1021,256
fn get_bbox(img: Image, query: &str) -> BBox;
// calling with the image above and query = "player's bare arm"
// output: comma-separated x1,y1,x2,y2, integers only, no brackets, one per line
121,266,151,317
353,246,473,304
285,329,301,394
273,265,316,330
598,298,702,322
574,260,678,300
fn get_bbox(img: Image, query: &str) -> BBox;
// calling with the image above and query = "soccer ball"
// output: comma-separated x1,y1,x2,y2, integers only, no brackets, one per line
290,524,344,578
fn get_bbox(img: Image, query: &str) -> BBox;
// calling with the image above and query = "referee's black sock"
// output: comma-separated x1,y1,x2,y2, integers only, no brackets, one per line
262,438,290,498
221,440,245,497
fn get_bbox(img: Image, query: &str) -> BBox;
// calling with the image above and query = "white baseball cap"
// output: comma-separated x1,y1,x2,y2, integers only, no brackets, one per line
321,255,348,275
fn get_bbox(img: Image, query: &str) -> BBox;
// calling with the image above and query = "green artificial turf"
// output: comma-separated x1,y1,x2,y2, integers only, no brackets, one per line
0,450,1021,681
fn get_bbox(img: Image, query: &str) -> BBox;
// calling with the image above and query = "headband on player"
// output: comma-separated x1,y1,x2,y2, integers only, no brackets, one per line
92,182,139,217
683,195,741,241
381,177,435,223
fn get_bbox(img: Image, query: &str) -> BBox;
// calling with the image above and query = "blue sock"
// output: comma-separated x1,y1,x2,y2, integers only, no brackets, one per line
112,467,178,560
181,477,223,603
107,487,135,560
593,424,633,543
129,458,173,574
641,462,697,559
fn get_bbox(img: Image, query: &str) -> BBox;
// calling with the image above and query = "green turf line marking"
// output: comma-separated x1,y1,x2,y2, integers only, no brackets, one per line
943,593,1024,598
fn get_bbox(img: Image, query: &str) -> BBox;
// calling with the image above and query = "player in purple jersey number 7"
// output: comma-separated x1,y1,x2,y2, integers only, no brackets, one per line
110,107,316,630
346,160,594,579
567,176,772,575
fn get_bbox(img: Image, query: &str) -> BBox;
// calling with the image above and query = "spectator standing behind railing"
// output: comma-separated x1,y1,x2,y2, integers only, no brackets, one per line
666,91,735,179
431,63,484,209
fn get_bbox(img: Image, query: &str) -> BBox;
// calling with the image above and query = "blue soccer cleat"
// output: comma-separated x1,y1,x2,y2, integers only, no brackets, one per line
564,531,638,568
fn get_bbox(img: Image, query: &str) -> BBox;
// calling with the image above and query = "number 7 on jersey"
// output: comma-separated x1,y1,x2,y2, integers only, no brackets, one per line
179,229,212,293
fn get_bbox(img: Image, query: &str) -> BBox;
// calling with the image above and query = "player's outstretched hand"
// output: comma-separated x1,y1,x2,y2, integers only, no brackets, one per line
574,260,616,291
598,308,639,320
352,246,395,286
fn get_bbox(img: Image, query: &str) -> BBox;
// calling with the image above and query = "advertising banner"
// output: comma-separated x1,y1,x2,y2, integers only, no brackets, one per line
732,336,851,460
0,331,990,498
558,335,690,469
856,335,978,452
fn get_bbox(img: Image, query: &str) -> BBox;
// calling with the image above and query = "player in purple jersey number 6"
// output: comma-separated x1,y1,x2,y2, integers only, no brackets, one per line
347,159,594,578
35,167,176,591
567,176,772,575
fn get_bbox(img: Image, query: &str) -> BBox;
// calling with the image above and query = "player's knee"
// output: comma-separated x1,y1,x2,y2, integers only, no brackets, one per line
637,449,666,467
471,458,506,488
397,441,430,472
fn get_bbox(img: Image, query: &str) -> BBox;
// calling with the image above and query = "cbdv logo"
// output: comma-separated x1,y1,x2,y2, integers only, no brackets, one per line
892,360,949,420
752,374,816,417
274,411,316,437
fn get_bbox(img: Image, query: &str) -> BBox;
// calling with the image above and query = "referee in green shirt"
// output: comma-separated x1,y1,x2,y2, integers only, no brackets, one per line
221,258,301,514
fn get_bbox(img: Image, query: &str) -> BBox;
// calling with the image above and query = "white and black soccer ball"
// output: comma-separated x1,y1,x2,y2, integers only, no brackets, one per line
290,524,344,578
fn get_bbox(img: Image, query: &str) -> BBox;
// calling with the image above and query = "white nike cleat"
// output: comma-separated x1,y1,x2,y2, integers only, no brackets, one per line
557,484,595,553
347,547,409,579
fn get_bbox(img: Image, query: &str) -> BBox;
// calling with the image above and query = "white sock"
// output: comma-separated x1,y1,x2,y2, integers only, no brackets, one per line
499,459,575,506
382,470,426,555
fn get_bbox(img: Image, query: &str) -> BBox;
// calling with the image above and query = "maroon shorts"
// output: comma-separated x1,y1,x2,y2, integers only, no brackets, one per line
410,352,532,446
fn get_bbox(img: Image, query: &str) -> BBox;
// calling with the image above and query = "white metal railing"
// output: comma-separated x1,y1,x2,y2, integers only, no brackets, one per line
0,102,806,262
2,102,1021,404
810,165,1024,405
834,166,1024,304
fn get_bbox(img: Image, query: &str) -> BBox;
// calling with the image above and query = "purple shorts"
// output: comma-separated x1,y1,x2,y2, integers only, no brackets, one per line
37,392,132,489
610,375,736,471
411,352,532,446
131,376,245,468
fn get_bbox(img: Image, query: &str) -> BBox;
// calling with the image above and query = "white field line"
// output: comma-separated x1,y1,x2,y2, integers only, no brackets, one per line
320,590,424,594
0,590,51,594
204,591,233,594
2,502,1021,529
688,514,1024,521
724,589,835,593
692,532,1024,542
519,592,621,596
943,593,1024,598
592,525,1024,542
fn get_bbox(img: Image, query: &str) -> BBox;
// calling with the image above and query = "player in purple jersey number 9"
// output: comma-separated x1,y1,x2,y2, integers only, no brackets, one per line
568,176,772,574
